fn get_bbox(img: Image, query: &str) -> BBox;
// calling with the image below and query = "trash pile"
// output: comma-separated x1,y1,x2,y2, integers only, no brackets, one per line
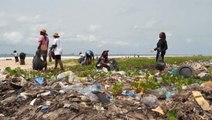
0,60,212,120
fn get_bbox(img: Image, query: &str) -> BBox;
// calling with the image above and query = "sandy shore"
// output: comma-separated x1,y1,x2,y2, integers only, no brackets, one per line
0,56,79,70
0,55,190,70
0,58,33,70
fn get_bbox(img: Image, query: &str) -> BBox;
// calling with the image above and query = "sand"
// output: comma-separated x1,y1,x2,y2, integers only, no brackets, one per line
0,56,80,70
0,58,33,70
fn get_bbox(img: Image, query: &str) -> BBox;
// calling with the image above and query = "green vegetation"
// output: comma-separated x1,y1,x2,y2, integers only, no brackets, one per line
110,82,124,95
3,56,212,92
167,110,178,120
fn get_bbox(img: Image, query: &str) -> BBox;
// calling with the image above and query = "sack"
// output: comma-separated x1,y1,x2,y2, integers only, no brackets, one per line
33,50,46,71
156,54,165,70
51,51,55,59
40,44,47,51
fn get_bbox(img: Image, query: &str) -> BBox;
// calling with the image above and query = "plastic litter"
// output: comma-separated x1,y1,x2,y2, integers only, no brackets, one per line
152,106,164,115
59,82,83,93
165,92,172,98
68,71,81,84
192,91,211,111
34,77,44,84
122,90,135,96
39,105,49,110
30,98,37,106
169,68,177,75
198,72,207,78
38,91,51,97
57,71,70,80
80,84,101,95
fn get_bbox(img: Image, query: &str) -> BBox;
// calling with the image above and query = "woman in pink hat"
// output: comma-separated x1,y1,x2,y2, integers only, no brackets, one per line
37,29,49,70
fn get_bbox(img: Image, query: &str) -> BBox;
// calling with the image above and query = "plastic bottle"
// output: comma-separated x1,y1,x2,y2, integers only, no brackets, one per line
57,71,71,80
59,82,83,93
80,84,101,95
122,90,135,96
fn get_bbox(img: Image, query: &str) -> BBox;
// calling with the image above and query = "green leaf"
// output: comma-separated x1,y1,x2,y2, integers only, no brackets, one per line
167,110,177,120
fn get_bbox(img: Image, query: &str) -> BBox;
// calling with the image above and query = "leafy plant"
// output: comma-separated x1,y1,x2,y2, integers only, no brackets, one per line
110,82,124,95
167,110,178,120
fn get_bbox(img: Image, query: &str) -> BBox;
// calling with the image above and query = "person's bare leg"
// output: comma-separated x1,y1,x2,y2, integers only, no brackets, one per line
54,59,58,69
43,56,47,70
58,60,64,70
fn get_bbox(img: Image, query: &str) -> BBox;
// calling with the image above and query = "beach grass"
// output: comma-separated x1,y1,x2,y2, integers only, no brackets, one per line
3,56,212,91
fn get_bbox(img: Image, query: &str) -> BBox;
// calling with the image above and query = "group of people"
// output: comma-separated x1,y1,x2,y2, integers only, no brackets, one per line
33,29,64,71
79,50,119,71
79,50,95,65
11,50,26,65
12,31,168,71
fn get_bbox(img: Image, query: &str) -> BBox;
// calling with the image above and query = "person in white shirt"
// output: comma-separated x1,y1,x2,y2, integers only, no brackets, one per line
50,32,64,70
11,50,19,63
78,52,85,65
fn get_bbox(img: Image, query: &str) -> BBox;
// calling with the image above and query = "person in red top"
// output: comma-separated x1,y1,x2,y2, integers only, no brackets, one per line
37,29,49,70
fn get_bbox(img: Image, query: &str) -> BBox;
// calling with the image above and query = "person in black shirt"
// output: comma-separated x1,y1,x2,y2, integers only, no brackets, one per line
154,32,168,62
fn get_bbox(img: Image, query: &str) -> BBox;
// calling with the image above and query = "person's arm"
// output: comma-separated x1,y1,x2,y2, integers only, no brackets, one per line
50,39,57,50
38,36,42,49
162,41,168,52
154,41,159,51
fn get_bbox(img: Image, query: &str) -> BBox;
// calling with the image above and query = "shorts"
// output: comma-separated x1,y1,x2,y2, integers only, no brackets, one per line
55,55,61,60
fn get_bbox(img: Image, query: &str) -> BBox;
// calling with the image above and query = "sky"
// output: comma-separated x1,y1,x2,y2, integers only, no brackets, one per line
0,0,212,55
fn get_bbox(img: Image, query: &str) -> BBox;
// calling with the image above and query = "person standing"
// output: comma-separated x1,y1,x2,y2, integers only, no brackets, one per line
11,50,19,63
51,32,64,70
154,32,168,62
38,29,49,70
19,52,26,65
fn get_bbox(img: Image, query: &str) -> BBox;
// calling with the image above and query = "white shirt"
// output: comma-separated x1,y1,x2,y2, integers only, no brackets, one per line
52,38,63,55
12,52,18,57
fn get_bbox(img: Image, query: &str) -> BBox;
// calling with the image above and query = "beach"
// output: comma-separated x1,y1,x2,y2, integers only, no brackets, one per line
0,55,190,70
0,58,33,70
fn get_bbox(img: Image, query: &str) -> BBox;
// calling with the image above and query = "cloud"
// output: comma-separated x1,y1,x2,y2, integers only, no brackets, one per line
3,32,23,44
186,38,192,43
88,25,101,32
113,41,128,46
133,25,138,29
76,34,97,42
97,40,128,48
142,20,157,29
17,15,41,23
0,21,8,27
63,34,98,42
